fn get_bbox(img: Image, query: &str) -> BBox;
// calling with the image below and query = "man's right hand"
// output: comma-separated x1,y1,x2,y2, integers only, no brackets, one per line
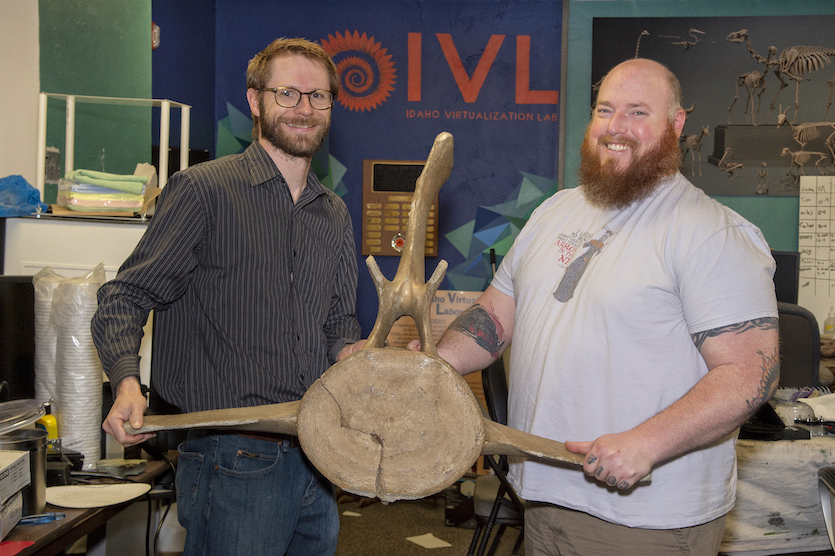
406,339,421,351
102,376,156,447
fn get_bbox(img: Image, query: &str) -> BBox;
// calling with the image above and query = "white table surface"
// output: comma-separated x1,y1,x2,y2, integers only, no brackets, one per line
720,437,835,554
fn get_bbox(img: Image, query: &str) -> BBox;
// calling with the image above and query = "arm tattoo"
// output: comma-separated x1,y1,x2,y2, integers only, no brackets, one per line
448,303,505,357
691,317,777,350
748,348,779,409
691,317,779,409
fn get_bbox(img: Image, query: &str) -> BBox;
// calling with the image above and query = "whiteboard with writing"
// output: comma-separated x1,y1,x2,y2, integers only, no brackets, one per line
798,175,835,330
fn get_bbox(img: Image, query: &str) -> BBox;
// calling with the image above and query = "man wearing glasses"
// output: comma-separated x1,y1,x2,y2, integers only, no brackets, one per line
93,38,362,556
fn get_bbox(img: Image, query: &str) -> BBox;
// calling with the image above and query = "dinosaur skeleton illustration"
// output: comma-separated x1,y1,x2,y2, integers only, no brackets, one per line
660,28,706,50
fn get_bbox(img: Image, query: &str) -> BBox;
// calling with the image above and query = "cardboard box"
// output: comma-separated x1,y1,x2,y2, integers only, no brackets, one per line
0,451,30,504
0,491,22,541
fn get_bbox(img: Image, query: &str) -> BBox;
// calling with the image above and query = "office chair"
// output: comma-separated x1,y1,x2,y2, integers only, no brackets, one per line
777,302,821,388
467,359,524,556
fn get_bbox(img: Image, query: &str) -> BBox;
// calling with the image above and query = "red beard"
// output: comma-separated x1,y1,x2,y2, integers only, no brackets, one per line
258,97,330,159
579,124,682,210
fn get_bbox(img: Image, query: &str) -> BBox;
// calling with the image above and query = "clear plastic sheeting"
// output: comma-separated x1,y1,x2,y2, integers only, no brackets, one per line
33,264,106,470
33,269,61,405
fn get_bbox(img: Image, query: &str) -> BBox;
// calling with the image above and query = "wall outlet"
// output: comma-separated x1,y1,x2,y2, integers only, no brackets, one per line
45,147,60,183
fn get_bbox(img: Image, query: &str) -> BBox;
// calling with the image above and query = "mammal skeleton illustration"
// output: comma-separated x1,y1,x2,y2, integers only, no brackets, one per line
777,106,835,163
728,70,766,125
781,146,829,181
726,29,835,122
680,125,710,176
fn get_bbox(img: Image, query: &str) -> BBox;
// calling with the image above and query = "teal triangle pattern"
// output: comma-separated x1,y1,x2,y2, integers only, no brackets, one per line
214,105,350,198
216,118,247,158
473,222,509,246
443,171,558,292
446,220,476,258
517,176,545,206
226,102,254,142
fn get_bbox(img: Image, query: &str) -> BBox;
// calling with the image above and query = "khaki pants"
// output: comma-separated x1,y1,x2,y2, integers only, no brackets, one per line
525,502,726,556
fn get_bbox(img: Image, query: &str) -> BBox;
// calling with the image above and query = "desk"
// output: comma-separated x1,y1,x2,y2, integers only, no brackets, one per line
3,453,176,556
720,438,835,555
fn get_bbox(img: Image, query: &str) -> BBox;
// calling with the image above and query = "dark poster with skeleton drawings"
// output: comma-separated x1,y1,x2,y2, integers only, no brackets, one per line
592,16,835,197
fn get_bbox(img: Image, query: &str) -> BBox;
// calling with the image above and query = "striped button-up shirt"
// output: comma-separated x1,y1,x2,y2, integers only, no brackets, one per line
92,141,361,412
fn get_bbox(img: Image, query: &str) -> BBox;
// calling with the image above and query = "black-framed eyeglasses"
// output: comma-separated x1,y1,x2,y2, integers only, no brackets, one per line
262,87,334,110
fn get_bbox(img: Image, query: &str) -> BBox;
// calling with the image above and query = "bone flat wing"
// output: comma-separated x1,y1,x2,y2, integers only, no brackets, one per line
481,419,651,484
124,401,300,436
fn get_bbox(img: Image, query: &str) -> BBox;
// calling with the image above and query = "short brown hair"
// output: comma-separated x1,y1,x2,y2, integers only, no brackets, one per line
246,37,339,137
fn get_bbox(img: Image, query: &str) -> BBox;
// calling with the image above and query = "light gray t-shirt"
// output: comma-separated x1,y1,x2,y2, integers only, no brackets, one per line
492,172,777,529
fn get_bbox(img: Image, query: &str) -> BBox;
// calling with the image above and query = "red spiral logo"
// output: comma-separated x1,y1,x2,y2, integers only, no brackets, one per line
321,30,396,112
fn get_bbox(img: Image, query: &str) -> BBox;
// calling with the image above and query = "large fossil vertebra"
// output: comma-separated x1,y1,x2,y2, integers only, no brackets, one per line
127,132,649,502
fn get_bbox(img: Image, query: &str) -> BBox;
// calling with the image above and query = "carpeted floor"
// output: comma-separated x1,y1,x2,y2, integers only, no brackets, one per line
334,492,524,556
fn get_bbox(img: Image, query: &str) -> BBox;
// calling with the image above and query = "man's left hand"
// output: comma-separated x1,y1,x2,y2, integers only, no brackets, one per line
565,431,653,490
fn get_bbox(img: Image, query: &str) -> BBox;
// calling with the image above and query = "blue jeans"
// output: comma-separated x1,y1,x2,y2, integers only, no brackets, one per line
176,430,339,556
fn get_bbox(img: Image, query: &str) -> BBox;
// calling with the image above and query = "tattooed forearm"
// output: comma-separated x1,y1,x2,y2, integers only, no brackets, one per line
690,318,779,409
691,317,778,350
747,348,779,409
448,303,505,357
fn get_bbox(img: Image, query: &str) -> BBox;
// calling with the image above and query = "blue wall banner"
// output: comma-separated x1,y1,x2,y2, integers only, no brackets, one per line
215,0,562,333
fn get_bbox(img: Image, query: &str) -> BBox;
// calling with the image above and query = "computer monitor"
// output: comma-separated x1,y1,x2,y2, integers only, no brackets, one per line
0,275,35,401
772,251,800,305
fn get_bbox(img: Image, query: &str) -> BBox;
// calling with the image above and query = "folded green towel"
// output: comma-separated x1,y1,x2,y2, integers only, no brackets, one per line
65,169,149,195
67,191,145,203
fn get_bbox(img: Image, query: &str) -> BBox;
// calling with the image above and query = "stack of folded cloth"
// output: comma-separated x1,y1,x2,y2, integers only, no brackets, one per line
59,169,149,213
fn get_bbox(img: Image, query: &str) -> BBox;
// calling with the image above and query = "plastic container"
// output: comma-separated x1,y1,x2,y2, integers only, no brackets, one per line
35,400,58,440
826,307,835,335
773,401,815,428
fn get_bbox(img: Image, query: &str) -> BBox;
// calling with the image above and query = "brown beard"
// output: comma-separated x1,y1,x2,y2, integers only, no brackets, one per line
258,96,330,158
578,123,682,210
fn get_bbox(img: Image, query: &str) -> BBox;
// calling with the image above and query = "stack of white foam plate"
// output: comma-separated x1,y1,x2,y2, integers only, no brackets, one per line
53,280,103,470
32,269,62,405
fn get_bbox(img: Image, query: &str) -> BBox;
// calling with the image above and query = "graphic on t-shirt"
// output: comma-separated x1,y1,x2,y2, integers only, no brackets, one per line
555,230,592,267
553,229,614,302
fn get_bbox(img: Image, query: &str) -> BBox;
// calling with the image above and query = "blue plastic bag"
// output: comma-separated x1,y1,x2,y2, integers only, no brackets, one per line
0,175,49,217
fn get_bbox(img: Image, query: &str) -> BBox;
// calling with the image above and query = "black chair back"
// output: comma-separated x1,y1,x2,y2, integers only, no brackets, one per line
777,301,820,388
482,359,508,426
469,357,524,556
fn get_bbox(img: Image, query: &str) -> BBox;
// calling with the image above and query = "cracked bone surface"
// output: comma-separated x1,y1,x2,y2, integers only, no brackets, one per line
125,131,648,502
297,348,484,502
